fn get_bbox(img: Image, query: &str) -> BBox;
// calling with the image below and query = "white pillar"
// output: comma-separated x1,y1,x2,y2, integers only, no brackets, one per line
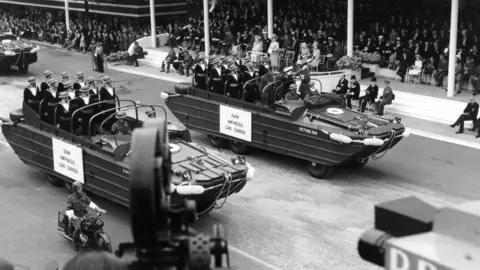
447,0,459,98
347,0,354,57
149,0,156,48
203,0,210,61
64,0,70,31
267,0,273,38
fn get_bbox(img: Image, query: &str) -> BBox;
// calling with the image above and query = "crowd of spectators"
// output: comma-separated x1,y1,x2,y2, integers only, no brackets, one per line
2,0,480,93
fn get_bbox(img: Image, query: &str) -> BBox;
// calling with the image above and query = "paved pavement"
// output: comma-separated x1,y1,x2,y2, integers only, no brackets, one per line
0,44,479,270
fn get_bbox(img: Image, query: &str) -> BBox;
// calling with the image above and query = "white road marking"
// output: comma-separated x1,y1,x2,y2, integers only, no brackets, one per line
407,128,480,150
228,245,284,270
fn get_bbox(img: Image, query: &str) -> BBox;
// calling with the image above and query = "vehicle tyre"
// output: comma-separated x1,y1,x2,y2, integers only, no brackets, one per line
174,82,191,94
229,140,250,155
305,162,335,179
47,174,64,187
350,158,369,169
97,236,112,252
208,135,227,148
19,64,29,74
9,108,24,122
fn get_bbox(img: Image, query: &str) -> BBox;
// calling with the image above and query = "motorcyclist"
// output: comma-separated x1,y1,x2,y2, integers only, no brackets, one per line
65,181,107,251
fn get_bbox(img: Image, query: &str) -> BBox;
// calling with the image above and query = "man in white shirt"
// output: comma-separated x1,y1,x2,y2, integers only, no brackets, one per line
128,41,139,67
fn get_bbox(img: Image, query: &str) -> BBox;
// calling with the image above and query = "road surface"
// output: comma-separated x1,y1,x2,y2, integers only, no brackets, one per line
0,45,478,270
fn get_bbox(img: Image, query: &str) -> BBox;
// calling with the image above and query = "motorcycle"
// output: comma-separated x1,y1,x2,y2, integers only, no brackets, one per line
57,210,112,252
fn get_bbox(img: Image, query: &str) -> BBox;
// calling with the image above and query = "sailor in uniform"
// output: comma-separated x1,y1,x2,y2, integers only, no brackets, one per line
73,71,87,91
345,75,360,109
193,60,207,89
86,76,100,103
76,85,96,135
209,60,224,94
225,65,241,99
296,62,311,99
58,71,70,93
40,70,53,95
99,75,118,128
55,91,73,132
276,66,294,100
41,78,60,125
24,77,42,114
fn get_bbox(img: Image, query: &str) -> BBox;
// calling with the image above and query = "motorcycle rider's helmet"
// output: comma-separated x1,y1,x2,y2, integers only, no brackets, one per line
72,181,83,192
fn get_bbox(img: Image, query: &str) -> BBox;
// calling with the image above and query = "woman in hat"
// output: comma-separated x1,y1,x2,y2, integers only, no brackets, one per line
296,42,311,70
55,91,73,132
99,75,117,127
58,71,70,93
75,85,96,135
40,69,53,94
111,111,132,135
408,54,423,82
267,34,280,72
251,35,263,63
24,76,42,114
73,71,87,91
41,78,60,126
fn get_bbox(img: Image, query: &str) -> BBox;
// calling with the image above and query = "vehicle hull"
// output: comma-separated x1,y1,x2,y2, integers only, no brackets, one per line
165,87,405,167
0,51,37,68
1,110,247,214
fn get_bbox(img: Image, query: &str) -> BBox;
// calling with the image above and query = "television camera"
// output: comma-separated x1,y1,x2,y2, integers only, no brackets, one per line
114,117,231,270
357,196,480,270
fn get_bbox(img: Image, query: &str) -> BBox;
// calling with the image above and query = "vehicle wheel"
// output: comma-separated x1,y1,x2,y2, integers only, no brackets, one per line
208,135,227,148
229,140,250,155
174,82,191,94
65,181,74,193
97,236,112,252
19,64,29,74
350,158,369,169
47,174,64,187
305,162,335,179
9,108,24,122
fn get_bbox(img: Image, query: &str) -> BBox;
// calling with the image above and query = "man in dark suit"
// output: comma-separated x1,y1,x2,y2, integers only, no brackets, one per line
345,75,360,109
375,80,394,115
333,74,349,95
421,41,433,60
450,95,479,134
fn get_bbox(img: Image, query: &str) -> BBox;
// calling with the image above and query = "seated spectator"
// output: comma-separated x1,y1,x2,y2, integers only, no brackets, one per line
434,54,448,87
458,57,477,94
160,46,177,73
310,42,321,70
396,49,411,83
296,43,311,69
251,35,263,63
450,95,479,134
423,57,436,79
408,54,423,77
332,74,348,95
375,80,394,116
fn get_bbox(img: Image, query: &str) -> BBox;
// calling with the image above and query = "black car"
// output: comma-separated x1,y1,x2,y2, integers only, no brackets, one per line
0,32,39,73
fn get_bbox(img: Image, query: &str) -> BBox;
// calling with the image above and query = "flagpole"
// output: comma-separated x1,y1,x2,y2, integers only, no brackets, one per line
203,0,210,62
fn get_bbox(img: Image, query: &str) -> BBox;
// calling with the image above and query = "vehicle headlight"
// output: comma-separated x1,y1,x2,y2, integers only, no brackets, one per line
231,155,246,165
30,46,39,53
4,50,15,56
160,91,169,100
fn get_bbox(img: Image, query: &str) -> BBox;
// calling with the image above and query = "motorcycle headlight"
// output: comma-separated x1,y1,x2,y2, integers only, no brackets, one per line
231,155,246,165
96,220,104,228
4,50,15,56
182,170,193,181
30,46,39,53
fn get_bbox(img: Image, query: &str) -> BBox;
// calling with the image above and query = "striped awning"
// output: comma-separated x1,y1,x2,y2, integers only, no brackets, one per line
0,0,187,17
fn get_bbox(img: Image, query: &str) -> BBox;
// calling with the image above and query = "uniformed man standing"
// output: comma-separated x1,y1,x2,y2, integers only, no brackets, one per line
182,51,194,77
94,42,104,73
73,71,87,91
24,77,42,114
296,62,311,99
41,78,59,125
40,70,53,94
58,71,70,94
111,111,131,135
99,76,117,128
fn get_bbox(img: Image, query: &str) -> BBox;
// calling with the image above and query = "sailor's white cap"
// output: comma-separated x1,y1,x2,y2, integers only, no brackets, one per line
284,66,293,72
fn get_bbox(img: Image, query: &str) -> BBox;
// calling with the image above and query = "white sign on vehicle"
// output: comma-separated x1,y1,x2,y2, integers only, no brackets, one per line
52,138,85,183
219,105,252,142
386,245,449,270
